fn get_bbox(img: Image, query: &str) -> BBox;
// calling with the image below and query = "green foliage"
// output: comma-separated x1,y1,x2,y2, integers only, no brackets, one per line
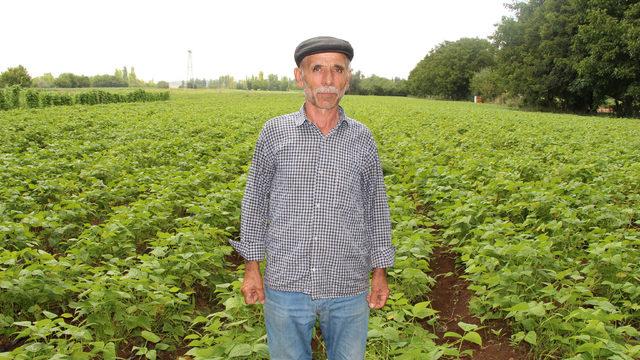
408,38,495,100
234,72,295,91
349,72,407,97
7,85,21,109
24,89,41,108
156,81,170,89
1,92,639,358
208,75,235,89
40,92,73,106
0,65,32,87
90,74,128,87
0,89,169,111
54,73,90,88
0,89,7,110
470,68,505,100
31,73,55,88
493,0,640,116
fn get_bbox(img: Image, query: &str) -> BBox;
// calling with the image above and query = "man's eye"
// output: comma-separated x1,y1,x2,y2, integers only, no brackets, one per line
335,68,344,73
313,66,322,72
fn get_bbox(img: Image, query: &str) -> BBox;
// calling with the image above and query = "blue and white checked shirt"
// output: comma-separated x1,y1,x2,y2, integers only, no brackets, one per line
230,105,395,299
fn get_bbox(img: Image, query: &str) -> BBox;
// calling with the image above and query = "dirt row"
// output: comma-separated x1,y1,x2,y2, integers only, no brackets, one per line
426,246,532,359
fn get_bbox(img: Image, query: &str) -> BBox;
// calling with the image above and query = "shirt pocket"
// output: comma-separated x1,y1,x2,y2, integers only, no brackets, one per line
331,156,364,213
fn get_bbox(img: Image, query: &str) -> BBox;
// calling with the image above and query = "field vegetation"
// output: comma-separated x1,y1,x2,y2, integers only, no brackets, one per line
0,90,638,359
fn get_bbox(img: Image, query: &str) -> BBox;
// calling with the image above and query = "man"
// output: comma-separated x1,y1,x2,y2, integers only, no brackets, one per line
230,36,395,360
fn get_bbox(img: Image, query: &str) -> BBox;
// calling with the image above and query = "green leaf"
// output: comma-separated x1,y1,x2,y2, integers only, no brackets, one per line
524,331,537,345
507,302,529,312
228,343,252,358
141,330,161,343
42,310,58,319
103,342,116,360
457,321,478,332
412,301,436,319
444,331,462,339
146,349,157,360
463,331,482,346
252,343,269,355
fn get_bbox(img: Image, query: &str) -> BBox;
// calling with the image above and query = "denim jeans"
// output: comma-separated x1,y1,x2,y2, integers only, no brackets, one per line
264,287,370,360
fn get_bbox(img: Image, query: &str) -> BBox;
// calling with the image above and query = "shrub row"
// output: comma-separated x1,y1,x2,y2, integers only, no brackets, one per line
0,85,21,110
0,87,170,110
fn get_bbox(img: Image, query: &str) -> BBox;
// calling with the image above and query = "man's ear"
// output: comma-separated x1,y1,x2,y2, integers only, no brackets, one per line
294,67,304,89
344,71,351,92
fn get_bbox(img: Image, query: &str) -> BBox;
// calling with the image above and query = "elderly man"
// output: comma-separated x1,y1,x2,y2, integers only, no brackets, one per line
230,36,395,360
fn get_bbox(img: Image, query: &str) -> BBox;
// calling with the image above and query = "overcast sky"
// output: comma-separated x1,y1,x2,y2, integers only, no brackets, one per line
1,0,513,82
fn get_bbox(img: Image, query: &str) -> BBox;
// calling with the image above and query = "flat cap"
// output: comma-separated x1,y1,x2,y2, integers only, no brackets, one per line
294,36,354,66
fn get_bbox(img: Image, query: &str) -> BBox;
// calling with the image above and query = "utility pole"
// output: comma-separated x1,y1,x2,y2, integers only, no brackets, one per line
186,50,194,88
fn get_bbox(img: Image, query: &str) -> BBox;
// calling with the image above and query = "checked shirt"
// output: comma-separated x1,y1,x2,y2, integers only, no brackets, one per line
230,105,395,299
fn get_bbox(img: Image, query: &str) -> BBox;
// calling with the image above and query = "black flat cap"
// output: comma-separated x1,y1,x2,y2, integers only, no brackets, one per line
294,36,354,66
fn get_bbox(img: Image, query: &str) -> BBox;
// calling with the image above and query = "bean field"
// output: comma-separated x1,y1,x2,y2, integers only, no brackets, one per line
1,90,639,359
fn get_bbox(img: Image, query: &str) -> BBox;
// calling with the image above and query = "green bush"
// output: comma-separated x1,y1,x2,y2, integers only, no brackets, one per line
0,89,8,110
8,85,21,108
75,90,98,105
51,93,73,106
1,88,169,111
25,89,41,108
41,93,54,107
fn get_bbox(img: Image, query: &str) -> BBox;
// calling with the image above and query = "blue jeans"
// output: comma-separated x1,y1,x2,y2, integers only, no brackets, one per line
264,287,370,360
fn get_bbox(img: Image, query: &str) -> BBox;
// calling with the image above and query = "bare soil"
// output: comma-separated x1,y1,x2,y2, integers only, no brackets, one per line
427,246,532,360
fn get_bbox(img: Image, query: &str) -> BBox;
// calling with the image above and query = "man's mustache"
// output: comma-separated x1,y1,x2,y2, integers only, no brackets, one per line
314,86,340,95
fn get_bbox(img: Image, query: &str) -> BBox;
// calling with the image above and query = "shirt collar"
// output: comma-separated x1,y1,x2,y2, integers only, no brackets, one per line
295,104,350,128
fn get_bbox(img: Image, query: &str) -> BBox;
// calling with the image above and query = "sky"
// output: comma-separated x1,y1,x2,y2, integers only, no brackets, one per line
1,0,513,82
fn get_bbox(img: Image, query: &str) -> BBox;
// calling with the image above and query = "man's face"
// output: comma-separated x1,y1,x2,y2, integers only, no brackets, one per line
294,52,351,110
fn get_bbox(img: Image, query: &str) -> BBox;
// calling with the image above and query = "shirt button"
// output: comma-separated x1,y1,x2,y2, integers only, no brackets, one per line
311,267,316,272
313,236,318,241
318,170,323,175
315,203,320,208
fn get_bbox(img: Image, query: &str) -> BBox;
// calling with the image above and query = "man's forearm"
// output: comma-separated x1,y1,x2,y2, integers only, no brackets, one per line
372,268,386,277
245,260,261,273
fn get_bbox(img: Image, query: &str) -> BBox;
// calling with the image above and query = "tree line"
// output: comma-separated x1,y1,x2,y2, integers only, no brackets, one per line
182,71,407,96
1,64,408,97
408,0,640,117
9,1,637,119
0,66,155,89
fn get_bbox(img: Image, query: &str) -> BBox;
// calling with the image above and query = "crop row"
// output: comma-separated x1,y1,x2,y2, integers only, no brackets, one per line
0,86,169,111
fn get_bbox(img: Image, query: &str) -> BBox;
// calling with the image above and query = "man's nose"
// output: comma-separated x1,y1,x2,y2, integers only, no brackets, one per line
321,69,334,86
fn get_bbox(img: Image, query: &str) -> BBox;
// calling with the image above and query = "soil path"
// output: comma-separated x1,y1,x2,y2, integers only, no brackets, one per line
428,246,531,360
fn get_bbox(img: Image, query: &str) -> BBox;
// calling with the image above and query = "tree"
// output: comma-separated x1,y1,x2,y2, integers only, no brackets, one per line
128,67,144,87
348,70,364,94
492,0,591,111
0,65,32,87
572,4,640,116
54,73,90,88
356,75,407,96
408,38,495,100
157,81,170,89
492,0,640,116
32,73,55,88
470,68,505,100
91,74,128,87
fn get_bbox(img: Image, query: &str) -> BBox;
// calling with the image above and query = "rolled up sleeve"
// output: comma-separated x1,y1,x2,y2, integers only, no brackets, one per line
362,136,395,269
229,127,275,261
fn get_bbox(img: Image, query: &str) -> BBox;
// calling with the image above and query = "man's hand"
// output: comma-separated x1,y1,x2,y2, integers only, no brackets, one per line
241,261,265,304
367,268,390,309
